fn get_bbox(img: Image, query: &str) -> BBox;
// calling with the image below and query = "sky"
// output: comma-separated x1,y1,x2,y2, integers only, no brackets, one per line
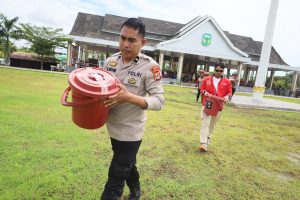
1,0,300,68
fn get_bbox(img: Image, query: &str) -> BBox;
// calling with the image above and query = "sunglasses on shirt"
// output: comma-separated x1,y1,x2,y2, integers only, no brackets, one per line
215,69,224,73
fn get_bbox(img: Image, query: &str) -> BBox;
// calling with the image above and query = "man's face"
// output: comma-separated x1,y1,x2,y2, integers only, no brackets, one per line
119,25,146,63
214,66,224,78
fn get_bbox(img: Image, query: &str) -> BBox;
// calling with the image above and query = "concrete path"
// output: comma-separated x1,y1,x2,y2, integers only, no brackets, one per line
230,95,300,112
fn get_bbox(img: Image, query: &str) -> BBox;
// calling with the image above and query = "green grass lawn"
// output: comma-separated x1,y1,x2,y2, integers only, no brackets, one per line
0,68,299,200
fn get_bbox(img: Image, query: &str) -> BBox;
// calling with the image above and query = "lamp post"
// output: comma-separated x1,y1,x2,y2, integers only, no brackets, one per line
253,0,279,101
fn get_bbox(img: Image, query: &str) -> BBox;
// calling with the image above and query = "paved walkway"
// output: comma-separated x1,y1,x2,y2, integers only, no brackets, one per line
230,95,300,112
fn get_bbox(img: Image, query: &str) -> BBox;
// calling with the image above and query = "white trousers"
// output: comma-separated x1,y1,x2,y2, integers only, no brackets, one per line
200,106,221,144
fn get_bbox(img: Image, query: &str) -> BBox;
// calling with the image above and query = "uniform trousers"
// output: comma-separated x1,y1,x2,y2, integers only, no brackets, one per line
200,106,221,144
101,138,142,200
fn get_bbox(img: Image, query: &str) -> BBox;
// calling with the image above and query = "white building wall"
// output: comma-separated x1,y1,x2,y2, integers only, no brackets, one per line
158,21,245,61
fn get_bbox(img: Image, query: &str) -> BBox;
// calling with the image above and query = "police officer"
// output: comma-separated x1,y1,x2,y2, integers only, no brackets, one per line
101,18,164,200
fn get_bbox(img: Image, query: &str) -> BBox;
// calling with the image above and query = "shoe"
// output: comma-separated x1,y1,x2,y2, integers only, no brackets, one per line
127,185,140,200
199,144,207,152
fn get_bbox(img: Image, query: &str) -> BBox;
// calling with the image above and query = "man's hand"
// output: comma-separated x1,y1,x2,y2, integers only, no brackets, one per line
104,83,133,108
223,95,230,102
203,91,211,97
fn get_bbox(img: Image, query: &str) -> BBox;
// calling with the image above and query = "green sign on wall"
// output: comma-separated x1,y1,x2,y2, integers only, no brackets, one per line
202,33,212,47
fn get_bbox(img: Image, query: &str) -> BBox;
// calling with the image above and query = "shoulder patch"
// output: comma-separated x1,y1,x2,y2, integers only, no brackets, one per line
150,66,162,81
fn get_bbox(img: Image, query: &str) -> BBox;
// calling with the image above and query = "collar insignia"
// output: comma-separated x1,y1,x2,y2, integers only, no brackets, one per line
133,56,140,64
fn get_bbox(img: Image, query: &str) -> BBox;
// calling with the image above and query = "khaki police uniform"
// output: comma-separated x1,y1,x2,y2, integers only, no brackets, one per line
103,52,164,141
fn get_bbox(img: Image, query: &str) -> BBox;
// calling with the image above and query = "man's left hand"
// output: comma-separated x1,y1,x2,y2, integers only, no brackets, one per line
104,83,133,108
223,95,230,102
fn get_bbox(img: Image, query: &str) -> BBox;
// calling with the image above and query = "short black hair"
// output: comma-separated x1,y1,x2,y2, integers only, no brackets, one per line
214,63,225,69
121,18,146,38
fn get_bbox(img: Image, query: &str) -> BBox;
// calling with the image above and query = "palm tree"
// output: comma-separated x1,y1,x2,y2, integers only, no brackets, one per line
0,13,22,64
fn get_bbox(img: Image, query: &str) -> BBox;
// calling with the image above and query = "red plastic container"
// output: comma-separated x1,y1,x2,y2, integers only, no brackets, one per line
61,67,120,129
203,95,225,116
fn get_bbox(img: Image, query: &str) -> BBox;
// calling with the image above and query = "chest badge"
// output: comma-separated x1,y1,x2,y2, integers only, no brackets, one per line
109,60,117,67
128,78,137,86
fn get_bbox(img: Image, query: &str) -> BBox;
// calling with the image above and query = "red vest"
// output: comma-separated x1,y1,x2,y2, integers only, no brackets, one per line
200,76,232,110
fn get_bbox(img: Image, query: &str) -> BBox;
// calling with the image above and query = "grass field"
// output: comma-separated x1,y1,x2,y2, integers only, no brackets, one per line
0,67,299,200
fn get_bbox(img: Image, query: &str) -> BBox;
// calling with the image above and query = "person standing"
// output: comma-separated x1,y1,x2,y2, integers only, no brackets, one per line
196,70,204,102
196,71,210,102
101,18,164,200
229,72,239,96
199,63,232,152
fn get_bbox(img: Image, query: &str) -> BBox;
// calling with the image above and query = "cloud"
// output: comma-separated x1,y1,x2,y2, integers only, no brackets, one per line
1,0,99,33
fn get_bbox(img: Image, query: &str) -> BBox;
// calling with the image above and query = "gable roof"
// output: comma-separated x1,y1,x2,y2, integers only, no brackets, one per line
69,12,288,66
224,31,288,65
156,16,248,60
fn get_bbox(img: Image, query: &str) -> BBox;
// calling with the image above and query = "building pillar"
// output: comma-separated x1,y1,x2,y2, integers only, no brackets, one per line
244,67,250,85
253,0,279,101
79,46,82,62
237,63,243,86
85,48,89,64
159,51,164,70
77,46,81,62
269,69,275,89
177,53,184,83
66,41,72,66
292,71,299,93
81,48,85,63
205,63,209,72
170,56,174,71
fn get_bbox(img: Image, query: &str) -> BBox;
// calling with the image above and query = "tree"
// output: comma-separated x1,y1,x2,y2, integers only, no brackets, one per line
21,23,71,70
0,13,22,63
17,46,33,53
0,37,5,58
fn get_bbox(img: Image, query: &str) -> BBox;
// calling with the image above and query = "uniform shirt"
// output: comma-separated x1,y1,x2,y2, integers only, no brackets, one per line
103,52,164,141
200,75,232,108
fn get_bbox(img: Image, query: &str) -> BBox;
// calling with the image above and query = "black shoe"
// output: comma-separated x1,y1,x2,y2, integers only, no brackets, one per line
127,185,140,200
100,188,121,200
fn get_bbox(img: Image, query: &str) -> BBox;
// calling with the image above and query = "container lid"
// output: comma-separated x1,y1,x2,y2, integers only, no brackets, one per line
68,67,120,98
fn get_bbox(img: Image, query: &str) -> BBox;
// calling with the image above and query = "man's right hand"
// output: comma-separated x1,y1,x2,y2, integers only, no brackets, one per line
203,91,211,97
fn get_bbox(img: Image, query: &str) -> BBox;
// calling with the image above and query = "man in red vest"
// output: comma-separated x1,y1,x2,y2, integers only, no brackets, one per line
199,63,232,152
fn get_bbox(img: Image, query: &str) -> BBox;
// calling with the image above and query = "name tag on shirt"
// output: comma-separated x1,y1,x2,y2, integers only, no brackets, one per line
107,67,117,73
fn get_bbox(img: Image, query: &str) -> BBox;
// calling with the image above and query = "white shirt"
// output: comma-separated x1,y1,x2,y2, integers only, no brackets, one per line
213,76,221,93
